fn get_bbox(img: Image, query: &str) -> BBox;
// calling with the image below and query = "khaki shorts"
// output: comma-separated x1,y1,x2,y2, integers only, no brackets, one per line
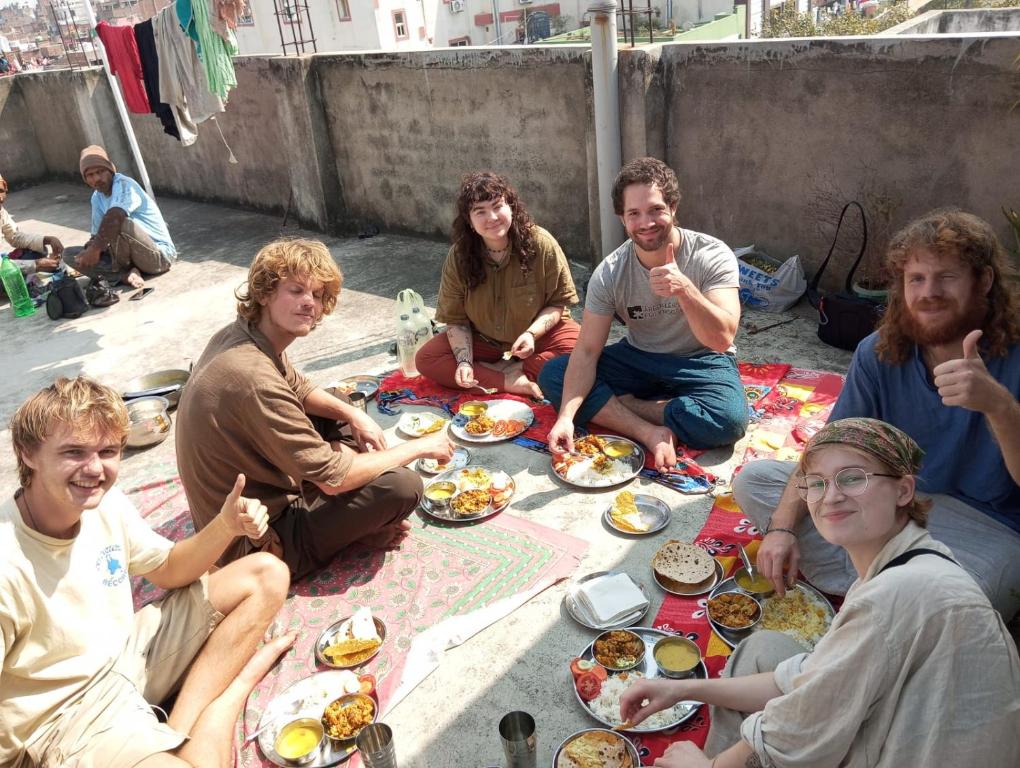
26,576,223,768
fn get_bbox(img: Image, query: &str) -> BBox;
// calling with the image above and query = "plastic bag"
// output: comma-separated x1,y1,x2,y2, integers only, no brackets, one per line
734,246,807,313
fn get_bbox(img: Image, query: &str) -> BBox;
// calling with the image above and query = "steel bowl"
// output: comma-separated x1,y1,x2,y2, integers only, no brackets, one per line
423,480,458,510
652,635,702,679
125,396,172,449
706,591,763,632
122,368,190,410
321,692,377,748
272,717,324,765
591,628,646,672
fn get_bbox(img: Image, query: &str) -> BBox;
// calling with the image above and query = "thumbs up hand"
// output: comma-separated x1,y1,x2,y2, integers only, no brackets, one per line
932,330,1005,412
218,473,270,540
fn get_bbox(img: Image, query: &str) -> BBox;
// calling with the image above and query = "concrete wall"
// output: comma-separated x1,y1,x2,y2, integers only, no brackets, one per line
0,77,46,186
2,31,1018,279
892,8,1020,35
620,34,1020,284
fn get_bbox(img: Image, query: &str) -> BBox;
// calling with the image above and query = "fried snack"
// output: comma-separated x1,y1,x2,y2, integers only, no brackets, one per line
558,730,633,768
609,491,649,533
450,489,490,517
322,695,374,740
575,434,607,456
707,592,760,629
465,415,495,435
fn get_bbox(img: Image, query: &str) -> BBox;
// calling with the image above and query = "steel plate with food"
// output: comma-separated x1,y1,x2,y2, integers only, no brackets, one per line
333,375,381,400
419,464,515,523
449,398,534,443
603,491,671,535
416,446,470,475
651,539,723,597
571,627,706,733
321,692,376,744
315,607,386,669
396,411,448,438
553,728,639,768
592,629,645,671
255,670,377,768
707,576,835,650
552,435,645,489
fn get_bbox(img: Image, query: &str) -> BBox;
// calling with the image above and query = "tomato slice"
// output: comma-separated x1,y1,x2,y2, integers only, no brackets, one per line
575,671,602,702
492,421,508,437
570,657,596,681
358,674,376,696
590,663,608,682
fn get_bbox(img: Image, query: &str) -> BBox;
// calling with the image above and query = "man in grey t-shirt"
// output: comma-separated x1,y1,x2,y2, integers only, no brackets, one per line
540,158,747,469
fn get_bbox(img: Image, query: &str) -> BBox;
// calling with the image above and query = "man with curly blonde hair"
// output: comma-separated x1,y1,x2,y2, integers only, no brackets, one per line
2,376,295,768
176,239,454,578
734,209,1020,620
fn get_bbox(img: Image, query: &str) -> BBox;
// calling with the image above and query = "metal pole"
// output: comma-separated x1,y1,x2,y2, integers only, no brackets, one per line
491,0,502,46
586,0,624,259
81,0,155,198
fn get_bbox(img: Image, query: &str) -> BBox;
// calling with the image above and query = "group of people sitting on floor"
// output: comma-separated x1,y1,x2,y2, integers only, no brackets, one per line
2,145,176,293
2,153,1018,767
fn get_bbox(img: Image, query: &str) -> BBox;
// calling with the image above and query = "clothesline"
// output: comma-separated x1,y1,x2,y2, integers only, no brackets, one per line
94,0,241,147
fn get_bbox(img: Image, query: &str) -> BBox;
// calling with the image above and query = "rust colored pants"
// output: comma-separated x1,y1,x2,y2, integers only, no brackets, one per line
415,318,580,390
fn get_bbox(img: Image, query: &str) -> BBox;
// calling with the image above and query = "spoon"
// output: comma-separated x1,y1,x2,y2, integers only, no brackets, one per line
468,384,498,395
244,696,307,744
737,543,756,578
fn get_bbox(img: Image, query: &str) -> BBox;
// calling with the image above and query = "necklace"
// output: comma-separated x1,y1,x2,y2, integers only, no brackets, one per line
17,489,39,532
485,243,510,262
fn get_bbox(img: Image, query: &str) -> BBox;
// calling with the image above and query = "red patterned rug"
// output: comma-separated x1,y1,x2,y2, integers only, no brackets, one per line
635,366,845,762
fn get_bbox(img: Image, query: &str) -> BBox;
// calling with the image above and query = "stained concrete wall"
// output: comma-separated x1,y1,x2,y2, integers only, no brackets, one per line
2,33,1018,275
893,8,1020,34
0,78,46,186
620,35,1020,285
314,46,596,262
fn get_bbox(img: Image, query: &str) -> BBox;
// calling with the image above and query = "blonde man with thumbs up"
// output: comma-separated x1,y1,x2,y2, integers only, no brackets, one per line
1,377,295,768
736,209,1020,620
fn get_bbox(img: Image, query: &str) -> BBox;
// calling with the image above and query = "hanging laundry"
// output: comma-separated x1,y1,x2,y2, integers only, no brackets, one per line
218,0,247,30
205,0,233,44
95,21,151,114
153,6,224,146
176,0,237,100
134,20,181,141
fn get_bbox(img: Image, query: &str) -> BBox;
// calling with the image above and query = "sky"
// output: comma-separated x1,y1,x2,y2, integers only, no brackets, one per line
1,1,38,9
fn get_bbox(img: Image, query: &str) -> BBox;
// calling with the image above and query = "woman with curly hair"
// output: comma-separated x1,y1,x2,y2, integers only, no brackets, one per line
415,172,580,398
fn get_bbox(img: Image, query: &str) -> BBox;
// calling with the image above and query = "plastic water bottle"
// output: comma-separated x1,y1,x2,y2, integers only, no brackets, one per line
397,313,420,378
410,305,433,350
0,254,35,317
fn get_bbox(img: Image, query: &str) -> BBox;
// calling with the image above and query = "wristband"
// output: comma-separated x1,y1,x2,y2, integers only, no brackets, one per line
764,522,797,538
456,360,472,367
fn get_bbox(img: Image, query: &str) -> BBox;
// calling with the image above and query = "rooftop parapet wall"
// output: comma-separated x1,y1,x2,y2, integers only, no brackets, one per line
890,8,1020,35
620,34,1020,282
0,77,46,187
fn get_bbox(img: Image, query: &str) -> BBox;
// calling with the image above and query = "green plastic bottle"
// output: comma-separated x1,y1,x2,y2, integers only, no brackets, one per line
0,254,36,318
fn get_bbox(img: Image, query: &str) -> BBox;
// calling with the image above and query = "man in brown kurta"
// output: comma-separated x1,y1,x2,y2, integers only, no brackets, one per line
176,239,454,577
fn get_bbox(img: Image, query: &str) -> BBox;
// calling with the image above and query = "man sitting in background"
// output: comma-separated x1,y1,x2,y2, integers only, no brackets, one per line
1,171,64,276
64,145,176,289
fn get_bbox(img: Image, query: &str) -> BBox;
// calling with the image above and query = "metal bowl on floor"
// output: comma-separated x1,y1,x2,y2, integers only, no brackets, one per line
126,396,172,448
122,368,191,410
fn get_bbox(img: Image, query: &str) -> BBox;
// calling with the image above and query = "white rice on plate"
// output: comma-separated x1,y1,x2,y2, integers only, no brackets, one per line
565,457,632,486
586,673,686,731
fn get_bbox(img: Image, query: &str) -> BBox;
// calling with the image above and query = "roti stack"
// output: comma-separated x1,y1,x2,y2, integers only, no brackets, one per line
557,731,633,768
653,540,716,592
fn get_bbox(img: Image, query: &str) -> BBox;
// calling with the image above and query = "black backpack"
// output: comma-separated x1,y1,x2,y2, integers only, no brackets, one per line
46,277,90,320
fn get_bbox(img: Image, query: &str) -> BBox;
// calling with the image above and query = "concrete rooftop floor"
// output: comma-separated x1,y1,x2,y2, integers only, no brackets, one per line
1,182,854,767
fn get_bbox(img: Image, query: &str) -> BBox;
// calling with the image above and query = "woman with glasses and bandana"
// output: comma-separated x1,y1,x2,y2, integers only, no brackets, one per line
620,418,1019,768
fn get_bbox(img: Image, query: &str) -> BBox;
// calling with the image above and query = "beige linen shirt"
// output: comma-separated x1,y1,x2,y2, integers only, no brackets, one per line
435,225,578,344
176,317,354,566
0,489,172,764
741,522,1020,767
2,207,46,276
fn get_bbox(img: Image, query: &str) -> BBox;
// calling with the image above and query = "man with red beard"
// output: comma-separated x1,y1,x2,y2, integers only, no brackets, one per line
541,158,747,471
735,209,1020,619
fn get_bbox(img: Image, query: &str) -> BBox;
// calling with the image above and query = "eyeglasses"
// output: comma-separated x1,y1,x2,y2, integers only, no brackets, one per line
796,467,901,503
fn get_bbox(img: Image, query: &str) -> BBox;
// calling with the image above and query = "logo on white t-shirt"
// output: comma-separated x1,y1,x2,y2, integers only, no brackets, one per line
97,544,127,587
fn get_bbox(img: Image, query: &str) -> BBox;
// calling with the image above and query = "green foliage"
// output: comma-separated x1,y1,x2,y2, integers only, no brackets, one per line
760,0,916,38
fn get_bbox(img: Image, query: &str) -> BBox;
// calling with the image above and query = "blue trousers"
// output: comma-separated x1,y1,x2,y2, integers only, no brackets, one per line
538,339,747,449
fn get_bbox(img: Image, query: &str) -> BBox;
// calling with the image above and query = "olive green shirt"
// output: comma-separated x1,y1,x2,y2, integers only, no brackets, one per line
435,225,578,344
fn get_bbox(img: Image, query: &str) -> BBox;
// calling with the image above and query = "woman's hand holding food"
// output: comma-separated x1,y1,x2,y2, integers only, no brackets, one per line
757,527,800,597
455,361,477,389
652,741,713,767
619,678,682,726
510,330,536,359
219,473,270,540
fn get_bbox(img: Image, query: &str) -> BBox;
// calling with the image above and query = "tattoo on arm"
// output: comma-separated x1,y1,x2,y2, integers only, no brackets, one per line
745,754,764,768
528,306,562,338
450,324,473,364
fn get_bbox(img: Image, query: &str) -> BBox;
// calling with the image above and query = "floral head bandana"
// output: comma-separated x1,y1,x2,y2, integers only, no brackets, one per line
803,417,924,476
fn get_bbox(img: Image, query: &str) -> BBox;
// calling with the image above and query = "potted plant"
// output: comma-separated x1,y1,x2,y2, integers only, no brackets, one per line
850,191,900,303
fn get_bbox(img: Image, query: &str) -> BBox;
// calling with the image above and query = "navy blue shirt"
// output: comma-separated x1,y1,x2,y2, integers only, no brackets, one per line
829,332,1020,534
